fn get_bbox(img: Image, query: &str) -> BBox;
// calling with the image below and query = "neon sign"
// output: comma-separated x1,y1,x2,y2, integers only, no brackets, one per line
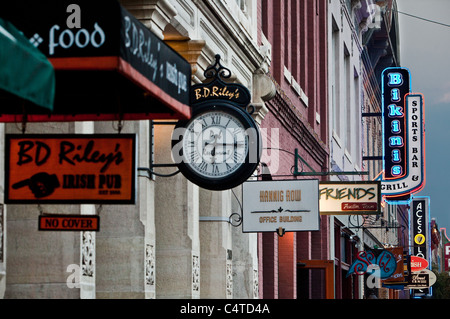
382,68,410,180
410,196,431,297
380,67,425,201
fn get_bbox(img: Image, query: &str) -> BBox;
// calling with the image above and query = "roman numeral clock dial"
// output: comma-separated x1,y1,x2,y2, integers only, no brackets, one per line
172,103,261,191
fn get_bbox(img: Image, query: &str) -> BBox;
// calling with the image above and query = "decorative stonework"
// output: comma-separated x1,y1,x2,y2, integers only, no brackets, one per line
81,232,94,277
121,0,177,40
0,205,3,263
192,255,200,292
253,269,259,299
226,262,233,298
145,244,155,286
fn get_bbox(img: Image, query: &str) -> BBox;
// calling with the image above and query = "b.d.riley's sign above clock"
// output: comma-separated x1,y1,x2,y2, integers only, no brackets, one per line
172,55,262,191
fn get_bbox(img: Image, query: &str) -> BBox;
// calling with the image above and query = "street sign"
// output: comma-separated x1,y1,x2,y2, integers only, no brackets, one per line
39,215,99,231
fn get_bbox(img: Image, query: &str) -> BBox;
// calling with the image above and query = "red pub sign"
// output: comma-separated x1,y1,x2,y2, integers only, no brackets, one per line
5,134,136,204
39,215,100,232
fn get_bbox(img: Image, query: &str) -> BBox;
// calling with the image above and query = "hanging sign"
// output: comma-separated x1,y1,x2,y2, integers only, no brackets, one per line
319,181,381,215
5,134,136,204
382,67,411,181
242,179,320,234
411,197,429,260
39,215,100,232
410,256,429,272
380,66,425,201
407,269,436,290
380,93,426,200
410,197,430,296
346,249,397,279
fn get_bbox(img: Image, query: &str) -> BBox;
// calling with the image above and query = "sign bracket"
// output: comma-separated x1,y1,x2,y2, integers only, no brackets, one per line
142,120,182,180
293,148,368,176
199,213,242,227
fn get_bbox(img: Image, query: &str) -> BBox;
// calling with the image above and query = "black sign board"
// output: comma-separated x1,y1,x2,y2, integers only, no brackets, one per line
0,0,191,122
410,197,430,297
412,198,428,259
190,55,251,108
408,272,429,287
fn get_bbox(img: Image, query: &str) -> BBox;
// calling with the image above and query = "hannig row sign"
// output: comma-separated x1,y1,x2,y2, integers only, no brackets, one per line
242,180,320,234
5,134,136,204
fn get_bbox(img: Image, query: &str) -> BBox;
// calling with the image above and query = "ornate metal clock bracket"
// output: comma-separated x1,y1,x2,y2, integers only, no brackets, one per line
196,54,255,116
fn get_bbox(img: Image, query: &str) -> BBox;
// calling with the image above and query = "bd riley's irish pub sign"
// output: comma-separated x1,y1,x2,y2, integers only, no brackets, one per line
5,134,136,204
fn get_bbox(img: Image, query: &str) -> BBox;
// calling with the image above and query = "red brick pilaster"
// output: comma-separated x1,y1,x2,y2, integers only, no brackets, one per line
278,232,296,299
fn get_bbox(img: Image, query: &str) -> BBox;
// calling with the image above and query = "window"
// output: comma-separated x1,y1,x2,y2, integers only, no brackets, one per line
331,23,340,137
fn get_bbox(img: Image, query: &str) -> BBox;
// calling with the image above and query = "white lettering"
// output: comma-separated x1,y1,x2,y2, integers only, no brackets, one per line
75,29,90,48
48,23,106,55
59,29,74,49
122,15,188,93
90,23,105,48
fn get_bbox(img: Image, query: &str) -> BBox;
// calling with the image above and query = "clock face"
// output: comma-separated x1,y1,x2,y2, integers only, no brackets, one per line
172,103,261,190
182,110,249,179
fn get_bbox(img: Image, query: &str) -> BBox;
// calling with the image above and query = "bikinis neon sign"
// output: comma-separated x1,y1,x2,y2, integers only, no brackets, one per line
379,68,426,202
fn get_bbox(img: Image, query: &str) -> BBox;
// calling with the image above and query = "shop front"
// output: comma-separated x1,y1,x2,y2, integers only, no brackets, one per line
1,0,191,123
0,0,193,298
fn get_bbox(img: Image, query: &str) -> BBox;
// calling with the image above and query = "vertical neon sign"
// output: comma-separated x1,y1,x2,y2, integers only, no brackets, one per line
410,196,431,297
382,68,410,180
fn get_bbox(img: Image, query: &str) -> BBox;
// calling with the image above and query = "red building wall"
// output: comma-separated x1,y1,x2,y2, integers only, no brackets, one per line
258,0,330,299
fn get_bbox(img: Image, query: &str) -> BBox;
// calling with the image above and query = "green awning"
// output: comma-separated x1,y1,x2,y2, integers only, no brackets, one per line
0,18,54,110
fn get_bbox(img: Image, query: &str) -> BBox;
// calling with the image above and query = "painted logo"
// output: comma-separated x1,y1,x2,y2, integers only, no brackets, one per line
410,256,428,272
347,249,397,279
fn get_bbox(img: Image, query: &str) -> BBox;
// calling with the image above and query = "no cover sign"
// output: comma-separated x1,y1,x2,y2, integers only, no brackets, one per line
5,134,136,204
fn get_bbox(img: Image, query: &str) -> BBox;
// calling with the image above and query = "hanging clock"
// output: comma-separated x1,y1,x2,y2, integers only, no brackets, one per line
171,54,262,190
172,102,261,190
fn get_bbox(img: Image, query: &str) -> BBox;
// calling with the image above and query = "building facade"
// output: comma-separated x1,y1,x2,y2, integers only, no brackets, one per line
259,0,330,299
0,0,413,299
